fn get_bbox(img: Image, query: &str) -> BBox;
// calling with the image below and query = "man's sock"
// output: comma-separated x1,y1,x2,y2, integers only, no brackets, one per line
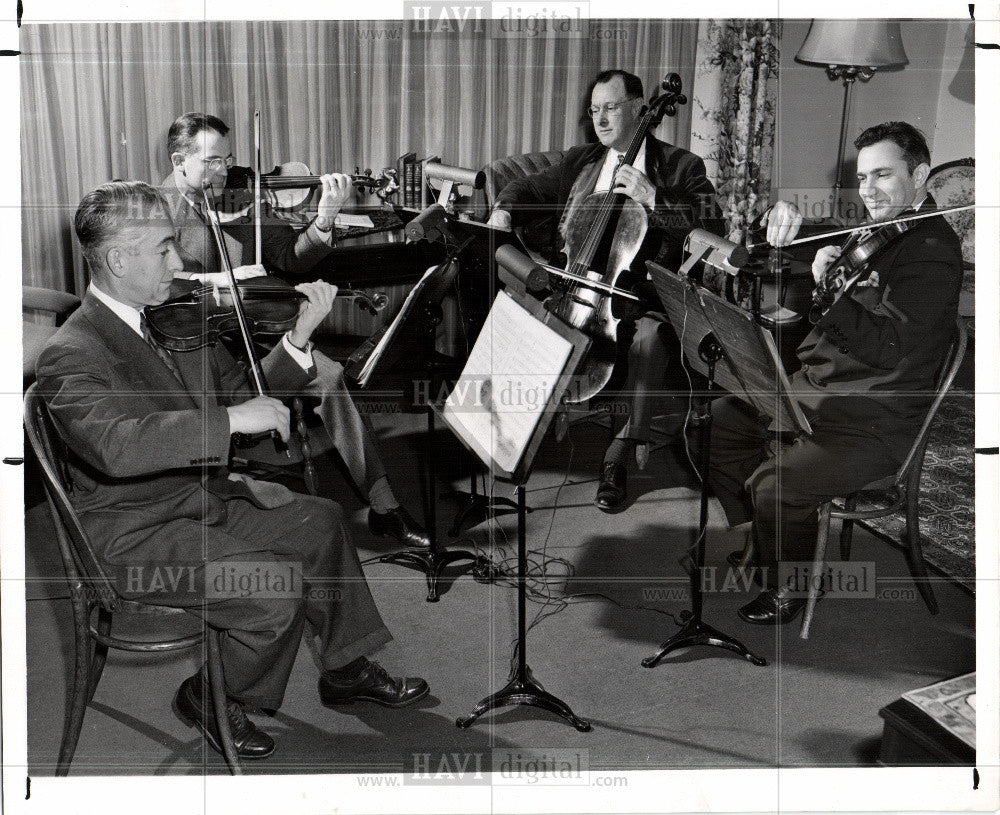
603,437,636,468
367,476,399,515
326,656,369,680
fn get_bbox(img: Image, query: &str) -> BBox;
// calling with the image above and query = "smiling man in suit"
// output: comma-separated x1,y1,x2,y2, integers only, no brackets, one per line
709,122,963,625
488,70,722,511
36,181,429,761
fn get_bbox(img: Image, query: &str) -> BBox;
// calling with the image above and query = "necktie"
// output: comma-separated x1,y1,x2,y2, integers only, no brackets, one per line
139,314,185,385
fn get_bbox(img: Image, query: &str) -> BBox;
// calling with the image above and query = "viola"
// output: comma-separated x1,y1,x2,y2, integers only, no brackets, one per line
144,276,389,352
546,73,687,403
211,162,399,223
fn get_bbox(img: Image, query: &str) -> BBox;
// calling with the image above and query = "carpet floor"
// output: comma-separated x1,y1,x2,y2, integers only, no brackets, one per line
21,402,976,777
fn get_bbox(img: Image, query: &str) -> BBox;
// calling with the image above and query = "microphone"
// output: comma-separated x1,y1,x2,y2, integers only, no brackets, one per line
404,203,448,243
683,228,750,272
494,245,548,292
423,162,486,190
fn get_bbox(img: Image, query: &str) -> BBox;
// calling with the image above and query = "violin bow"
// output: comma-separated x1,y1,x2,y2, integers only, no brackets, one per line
253,109,263,267
746,203,975,254
202,185,288,454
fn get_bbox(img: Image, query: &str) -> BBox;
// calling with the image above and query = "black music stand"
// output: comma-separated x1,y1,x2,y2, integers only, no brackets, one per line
437,287,592,732
348,249,490,602
638,261,814,669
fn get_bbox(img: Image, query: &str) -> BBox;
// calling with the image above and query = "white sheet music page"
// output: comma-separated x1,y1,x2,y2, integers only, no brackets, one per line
443,290,573,474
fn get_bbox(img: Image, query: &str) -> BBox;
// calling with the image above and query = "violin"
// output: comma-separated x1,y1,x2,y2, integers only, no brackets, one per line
211,161,399,223
547,73,687,403
808,219,911,323
144,276,389,352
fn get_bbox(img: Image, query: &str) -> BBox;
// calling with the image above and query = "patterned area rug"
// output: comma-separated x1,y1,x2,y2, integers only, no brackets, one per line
857,393,975,590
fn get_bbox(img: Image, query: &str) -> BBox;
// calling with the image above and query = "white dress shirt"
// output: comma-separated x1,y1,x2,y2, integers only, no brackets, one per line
593,141,647,195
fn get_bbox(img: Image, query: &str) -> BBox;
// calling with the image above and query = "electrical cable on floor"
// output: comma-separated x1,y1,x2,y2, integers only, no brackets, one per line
451,425,690,678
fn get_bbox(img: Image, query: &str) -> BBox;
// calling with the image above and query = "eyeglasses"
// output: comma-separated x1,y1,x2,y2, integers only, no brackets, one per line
588,100,633,118
200,155,235,172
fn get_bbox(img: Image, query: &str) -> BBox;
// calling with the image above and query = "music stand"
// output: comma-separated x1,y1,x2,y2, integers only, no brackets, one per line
437,287,593,732
639,260,814,669
348,246,491,602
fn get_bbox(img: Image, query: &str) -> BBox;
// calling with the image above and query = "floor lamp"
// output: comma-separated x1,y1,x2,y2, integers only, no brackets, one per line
796,20,908,219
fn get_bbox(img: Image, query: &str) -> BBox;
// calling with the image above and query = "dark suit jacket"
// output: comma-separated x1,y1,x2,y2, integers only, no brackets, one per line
157,175,334,276
35,293,314,563
493,135,722,272
791,194,963,454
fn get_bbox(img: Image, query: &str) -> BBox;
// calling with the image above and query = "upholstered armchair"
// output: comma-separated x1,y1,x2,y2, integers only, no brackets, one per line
482,148,570,260
926,158,974,323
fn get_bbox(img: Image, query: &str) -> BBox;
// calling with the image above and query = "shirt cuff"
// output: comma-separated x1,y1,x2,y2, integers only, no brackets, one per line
307,220,336,246
282,332,315,370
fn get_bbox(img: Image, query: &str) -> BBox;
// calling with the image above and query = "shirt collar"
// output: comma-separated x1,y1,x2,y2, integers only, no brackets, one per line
603,140,646,171
90,282,144,337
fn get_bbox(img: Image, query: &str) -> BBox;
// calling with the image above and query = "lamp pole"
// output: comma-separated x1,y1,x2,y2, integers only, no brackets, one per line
826,64,876,221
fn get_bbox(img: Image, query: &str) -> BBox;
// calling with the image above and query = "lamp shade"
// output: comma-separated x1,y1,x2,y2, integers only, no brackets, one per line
796,20,908,68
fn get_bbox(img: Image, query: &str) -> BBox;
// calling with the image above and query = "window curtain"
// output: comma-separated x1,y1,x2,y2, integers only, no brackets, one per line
689,19,780,242
21,20,700,295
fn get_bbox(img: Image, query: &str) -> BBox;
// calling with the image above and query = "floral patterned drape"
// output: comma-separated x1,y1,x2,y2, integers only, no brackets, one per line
689,19,780,243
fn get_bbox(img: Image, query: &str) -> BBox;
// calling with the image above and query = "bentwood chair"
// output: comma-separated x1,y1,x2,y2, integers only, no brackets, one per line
23,384,242,775
799,319,968,639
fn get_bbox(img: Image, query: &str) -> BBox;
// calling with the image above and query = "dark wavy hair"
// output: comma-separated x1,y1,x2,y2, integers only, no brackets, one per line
854,122,931,173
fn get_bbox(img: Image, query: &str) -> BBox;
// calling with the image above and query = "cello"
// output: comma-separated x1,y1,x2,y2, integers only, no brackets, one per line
545,73,687,403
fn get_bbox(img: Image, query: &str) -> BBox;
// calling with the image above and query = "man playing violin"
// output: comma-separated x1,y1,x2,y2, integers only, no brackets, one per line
36,181,431,761
158,112,430,549
707,121,963,625
487,70,722,511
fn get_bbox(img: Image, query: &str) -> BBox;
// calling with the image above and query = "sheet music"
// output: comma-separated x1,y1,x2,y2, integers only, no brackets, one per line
443,291,573,474
334,213,375,228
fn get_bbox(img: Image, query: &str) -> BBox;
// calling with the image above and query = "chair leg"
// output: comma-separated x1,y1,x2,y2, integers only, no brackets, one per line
839,495,857,561
205,628,242,775
902,483,939,615
57,589,94,776
800,503,832,640
86,608,112,704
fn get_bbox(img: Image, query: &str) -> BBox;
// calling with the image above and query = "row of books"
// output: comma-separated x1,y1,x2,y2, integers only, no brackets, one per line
398,152,424,210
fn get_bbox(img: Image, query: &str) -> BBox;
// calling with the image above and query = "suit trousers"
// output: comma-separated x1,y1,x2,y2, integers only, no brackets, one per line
615,310,684,443
120,494,391,709
308,351,387,495
707,395,903,588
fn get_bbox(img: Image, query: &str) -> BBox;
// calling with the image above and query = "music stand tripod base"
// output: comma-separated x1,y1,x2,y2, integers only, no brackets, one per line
456,665,592,732
368,547,489,603
642,333,766,669
642,617,766,668
456,486,590,732
364,409,489,603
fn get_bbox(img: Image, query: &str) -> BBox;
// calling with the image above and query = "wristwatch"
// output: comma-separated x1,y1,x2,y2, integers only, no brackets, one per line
314,216,335,233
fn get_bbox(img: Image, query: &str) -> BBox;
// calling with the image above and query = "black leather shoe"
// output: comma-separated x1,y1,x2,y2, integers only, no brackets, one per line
174,674,275,759
594,462,627,512
319,660,430,707
368,506,431,548
319,660,429,708
737,587,806,625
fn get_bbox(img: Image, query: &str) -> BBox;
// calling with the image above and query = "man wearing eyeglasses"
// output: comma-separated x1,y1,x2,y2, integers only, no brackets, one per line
487,70,721,511
156,112,431,550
